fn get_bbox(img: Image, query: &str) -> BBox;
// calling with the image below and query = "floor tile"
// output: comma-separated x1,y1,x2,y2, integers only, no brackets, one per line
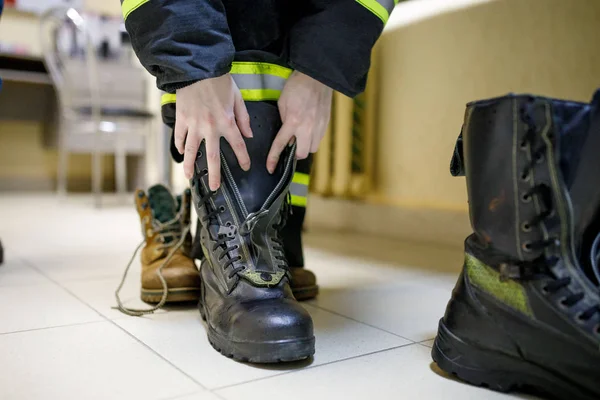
28,252,138,283
311,276,455,342
62,275,170,320
420,339,435,348
165,391,224,400
0,321,200,400
216,344,528,400
0,258,49,287
114,304,409,389
0,283,104,334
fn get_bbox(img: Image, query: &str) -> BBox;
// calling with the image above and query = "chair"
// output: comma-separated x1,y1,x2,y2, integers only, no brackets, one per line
40,7,153,207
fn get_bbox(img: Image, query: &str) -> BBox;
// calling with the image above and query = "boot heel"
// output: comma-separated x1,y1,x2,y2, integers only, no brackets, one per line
432,319,523,393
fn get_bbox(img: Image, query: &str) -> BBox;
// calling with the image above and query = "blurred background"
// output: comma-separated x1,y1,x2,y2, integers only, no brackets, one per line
1,0,599,247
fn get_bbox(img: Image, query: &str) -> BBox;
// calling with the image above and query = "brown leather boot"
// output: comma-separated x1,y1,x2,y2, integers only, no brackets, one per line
290,267,318,301
135,185,200,303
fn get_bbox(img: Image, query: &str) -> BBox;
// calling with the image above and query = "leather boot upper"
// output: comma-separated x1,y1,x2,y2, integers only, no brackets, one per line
136,185,199,291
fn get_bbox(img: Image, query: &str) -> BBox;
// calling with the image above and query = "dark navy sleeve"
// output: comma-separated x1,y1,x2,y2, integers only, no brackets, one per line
289,0,396,97
121,0,235,93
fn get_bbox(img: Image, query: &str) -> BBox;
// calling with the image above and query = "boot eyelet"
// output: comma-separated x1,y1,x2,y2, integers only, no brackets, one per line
574,312,588,324
521,222,532,232
541,285,550,295
201,168,208,175
558,297,571,310
198,150,203,157
519,141,528,151
225,221,232,227
219,206,226,212
520,170,531,182
535,153,545,164
521,193,532,203
522,242,533,252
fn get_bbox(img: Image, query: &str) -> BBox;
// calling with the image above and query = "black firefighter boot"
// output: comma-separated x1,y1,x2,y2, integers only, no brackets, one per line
432,92,600,399
190,101,315,363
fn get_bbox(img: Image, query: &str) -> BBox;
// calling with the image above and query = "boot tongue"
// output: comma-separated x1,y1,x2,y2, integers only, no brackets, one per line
558,90,600,285
147,184,177,224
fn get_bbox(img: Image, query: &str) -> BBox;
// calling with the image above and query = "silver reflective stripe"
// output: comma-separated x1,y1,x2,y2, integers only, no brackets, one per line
290,182,309,198
231,73,287,91
378,0,396,14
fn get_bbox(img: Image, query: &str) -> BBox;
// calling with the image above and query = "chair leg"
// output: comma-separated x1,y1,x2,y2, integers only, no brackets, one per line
115,145,127,202
92,149,102,208
57,145,68,198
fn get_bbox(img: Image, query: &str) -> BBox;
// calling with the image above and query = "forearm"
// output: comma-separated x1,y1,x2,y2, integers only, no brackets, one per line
121,0,235,92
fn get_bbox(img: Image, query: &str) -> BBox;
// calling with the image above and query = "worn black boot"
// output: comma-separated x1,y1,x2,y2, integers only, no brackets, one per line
433,92,600,399
191,101,314,363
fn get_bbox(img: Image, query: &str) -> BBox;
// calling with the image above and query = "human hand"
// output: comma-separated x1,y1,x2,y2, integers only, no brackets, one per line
267,71,333,173
174,74,253,190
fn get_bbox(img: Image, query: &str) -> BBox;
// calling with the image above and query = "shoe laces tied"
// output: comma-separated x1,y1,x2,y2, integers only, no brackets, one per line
519,101,600,331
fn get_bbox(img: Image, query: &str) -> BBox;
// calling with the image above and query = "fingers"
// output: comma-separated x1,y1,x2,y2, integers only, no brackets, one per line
183,127,202,179
234,91,253,139
310,120,328,153
267,120,295,173
204,134,221,191
295,130,311,160
224,126,251,171
174,118,187,154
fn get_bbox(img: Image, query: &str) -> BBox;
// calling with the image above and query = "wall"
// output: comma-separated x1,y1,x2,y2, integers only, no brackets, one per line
307,0,600,247
375,0,600,211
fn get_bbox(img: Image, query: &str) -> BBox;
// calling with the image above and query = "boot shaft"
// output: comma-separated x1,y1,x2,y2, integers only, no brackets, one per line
457,93,600,265
191,101,295,292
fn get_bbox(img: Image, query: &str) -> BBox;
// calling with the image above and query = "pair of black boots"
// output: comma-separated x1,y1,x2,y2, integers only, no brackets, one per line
189,94,599,398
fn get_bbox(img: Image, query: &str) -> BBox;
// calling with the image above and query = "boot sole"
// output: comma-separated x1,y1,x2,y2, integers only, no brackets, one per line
141,287,200,304
432,319,598,400
199,301,315,364
292,285,319,301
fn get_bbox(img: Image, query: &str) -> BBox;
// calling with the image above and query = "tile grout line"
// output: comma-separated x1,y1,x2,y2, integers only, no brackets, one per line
0,319,107,337
211,341,420,392
302,302,417,344
21,257,209,392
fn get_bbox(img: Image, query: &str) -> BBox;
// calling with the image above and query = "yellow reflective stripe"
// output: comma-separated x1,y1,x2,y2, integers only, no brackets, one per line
161,93,176,106
290,194,307,207
355,0,390,24
292,172,310,186
122,0,149,21
239,89,282,102
231,62,292,80
161,89,282,104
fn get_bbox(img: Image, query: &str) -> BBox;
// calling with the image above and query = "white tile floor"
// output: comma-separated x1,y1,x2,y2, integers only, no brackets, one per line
0,194,532,400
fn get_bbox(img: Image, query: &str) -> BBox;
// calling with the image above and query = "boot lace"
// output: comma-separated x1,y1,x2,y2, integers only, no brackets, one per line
196,169,246,280
270,193,292,270
519,101,600,332
114,213,190,316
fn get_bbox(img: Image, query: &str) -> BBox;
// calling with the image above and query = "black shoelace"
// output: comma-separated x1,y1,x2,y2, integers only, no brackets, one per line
270,194,292,270
520,101,600,331
197,169,246,279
